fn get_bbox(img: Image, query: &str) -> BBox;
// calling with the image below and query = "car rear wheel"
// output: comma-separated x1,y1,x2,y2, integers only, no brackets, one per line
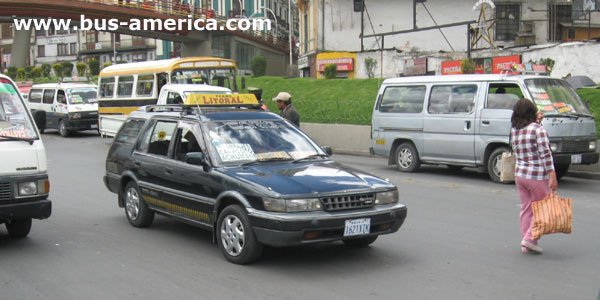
217,205,263,264
488,147,511,183
343,235,378,247
5,218,32,238
395,142,421,172
123,181,154,227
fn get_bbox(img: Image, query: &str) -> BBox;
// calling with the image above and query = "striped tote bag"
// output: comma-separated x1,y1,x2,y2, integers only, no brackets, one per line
531,193,573,240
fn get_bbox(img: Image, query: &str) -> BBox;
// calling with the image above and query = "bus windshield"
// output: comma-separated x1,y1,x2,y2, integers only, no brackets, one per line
67,88,98,104
171,68,237,91
525,78,592,116
0,78,38,140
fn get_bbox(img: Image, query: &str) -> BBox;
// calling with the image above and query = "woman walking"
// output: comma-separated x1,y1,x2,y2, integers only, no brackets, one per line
510,99,558,254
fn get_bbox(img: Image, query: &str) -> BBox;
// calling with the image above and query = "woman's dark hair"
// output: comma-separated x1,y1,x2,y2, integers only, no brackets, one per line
511,98,537,129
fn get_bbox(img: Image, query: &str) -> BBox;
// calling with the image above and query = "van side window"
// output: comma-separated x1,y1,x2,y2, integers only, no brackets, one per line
29,89,43,103
379,86,425,113
145,121,177,157
43,89,55,104
136,74,154,97
486,83,523,109
117,76,135,98
57,90,67,104
100,77,115,98
115,119,146,145
428,85,477,114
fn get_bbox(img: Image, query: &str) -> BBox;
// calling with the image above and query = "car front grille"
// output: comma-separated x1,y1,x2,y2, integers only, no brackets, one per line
562,140,589,153
0,182,11,201
320,193,375,211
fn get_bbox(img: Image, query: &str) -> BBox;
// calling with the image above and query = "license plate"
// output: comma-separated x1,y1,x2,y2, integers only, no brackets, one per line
571,154,582,164
344,218,371,237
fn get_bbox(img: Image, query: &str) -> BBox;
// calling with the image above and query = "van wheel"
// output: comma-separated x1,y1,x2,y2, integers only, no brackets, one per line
33,111,46,133
395,143,420,172
555,164,570,181
59,120,70,137
5,218,32,238
488,147,511,183
343,235,378,247
217,205,263,264
123,181,154,227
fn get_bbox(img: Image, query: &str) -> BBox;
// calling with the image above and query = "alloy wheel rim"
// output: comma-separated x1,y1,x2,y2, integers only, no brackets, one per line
125,187,140,220
220,215,245,257
398,148,413,169
493,155,503,177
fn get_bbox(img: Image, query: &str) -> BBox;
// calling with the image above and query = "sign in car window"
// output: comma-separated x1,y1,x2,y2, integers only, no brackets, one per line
0,79,38,139
215,143,256,162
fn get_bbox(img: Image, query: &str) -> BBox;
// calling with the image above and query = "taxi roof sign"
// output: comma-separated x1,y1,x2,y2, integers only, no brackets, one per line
184,94,259,107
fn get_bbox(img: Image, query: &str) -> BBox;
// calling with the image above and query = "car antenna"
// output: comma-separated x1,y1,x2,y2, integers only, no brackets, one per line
193,99,202,122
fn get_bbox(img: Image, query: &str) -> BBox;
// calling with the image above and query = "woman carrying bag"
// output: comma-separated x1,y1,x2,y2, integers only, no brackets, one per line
510,99,558,254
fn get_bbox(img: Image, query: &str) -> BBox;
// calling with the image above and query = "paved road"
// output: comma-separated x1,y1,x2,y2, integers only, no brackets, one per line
1,132,599,300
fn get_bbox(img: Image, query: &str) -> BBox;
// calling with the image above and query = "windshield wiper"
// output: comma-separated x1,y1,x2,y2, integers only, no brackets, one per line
240,157,293,166
569,113,594,119
0,136,35,145
543,113,578,119
292,153,329,163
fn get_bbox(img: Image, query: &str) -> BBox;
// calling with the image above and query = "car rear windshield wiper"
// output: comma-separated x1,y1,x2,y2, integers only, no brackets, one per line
0,136,35,145
292,153,329,163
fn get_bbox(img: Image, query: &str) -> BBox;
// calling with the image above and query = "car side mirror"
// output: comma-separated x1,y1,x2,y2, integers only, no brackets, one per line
322,146,333,156
185,152,210,170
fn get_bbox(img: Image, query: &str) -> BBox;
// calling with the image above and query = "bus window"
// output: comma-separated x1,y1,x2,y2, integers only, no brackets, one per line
100,77,115,98
136,74,154,97
117,76,134,98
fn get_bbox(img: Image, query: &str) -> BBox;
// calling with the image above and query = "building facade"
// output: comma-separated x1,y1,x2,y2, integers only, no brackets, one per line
297,0,600,78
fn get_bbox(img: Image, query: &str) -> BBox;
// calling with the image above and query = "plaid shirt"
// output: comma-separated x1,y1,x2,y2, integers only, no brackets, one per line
510,123,555,180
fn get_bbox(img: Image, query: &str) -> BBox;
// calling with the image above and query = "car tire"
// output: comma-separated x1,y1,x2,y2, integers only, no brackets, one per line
123,181,154,228
59,120,70,137
5,218,32,238
343,235,378,247
488,147,511,183
217,205,263,264
555,164,570,181
395,142,421,172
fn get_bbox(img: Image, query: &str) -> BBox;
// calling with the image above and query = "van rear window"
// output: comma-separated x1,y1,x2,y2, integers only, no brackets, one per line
379,86,425,113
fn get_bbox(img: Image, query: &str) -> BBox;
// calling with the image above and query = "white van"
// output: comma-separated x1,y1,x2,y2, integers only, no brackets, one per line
371,74,598,182
28,83,98,137
0,74,51,237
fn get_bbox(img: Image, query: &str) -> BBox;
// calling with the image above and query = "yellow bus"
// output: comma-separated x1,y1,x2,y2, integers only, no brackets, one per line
97,57,238,136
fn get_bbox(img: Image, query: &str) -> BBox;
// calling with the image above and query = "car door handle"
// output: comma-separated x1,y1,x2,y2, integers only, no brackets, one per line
165,167,173,175
464,120,471,131
133,161,142,167
482,120,490,125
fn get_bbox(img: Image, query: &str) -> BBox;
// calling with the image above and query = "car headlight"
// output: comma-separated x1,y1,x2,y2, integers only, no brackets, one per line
71,113,81,119
375,190,399,205
18,182,37,196
550,143,558,152
590,141,597,151
263,198,322,212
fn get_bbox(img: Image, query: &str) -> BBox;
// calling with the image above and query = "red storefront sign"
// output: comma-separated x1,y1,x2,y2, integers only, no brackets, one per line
491,55,521,74
441,60,462,75
317,58,354,72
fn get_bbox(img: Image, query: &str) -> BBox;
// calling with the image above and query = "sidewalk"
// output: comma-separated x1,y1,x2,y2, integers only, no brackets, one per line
302,122,600,181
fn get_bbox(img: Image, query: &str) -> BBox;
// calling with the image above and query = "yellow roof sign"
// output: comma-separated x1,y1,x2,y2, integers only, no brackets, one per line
185,94,259,106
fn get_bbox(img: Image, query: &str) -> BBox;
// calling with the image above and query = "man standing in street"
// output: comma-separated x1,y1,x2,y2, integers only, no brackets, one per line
273,92,300,127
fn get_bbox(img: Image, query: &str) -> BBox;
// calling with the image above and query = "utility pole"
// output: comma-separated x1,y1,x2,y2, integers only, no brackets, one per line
289,0,293,77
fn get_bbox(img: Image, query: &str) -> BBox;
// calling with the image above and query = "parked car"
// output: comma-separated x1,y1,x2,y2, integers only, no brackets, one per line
0,74,51,238
371,74,598,182
103,96,407,264
27,83,98,137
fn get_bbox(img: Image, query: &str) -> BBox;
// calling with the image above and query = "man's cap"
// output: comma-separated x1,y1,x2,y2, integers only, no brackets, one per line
272,92,292,102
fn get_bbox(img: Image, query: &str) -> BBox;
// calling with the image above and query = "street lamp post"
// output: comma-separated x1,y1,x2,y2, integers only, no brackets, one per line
288,0,293,77
259,6,278,41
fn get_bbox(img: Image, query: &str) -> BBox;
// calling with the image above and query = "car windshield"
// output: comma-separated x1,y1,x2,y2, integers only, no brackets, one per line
203,119,323,166
0,78,38,140
525,78,591,115
67,88,97,104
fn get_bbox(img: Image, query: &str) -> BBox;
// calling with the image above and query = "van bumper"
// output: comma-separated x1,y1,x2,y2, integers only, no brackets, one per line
65,117,98,131
553,152,599,165
0,199,52,221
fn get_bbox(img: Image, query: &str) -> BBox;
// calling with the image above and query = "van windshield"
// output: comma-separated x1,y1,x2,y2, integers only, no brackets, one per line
67,88,98,104
0,78,38,140
525,78,591,115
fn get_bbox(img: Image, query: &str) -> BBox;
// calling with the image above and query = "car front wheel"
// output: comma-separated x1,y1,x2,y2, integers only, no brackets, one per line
5,218,32,238
123,181,154,227
217,205,263,264
59,120,70,137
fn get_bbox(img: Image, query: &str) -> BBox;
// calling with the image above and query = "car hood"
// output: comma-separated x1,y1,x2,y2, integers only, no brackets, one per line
219,160,394,196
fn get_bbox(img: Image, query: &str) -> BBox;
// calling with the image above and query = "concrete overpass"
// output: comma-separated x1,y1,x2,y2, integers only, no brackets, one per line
0,0,292,74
